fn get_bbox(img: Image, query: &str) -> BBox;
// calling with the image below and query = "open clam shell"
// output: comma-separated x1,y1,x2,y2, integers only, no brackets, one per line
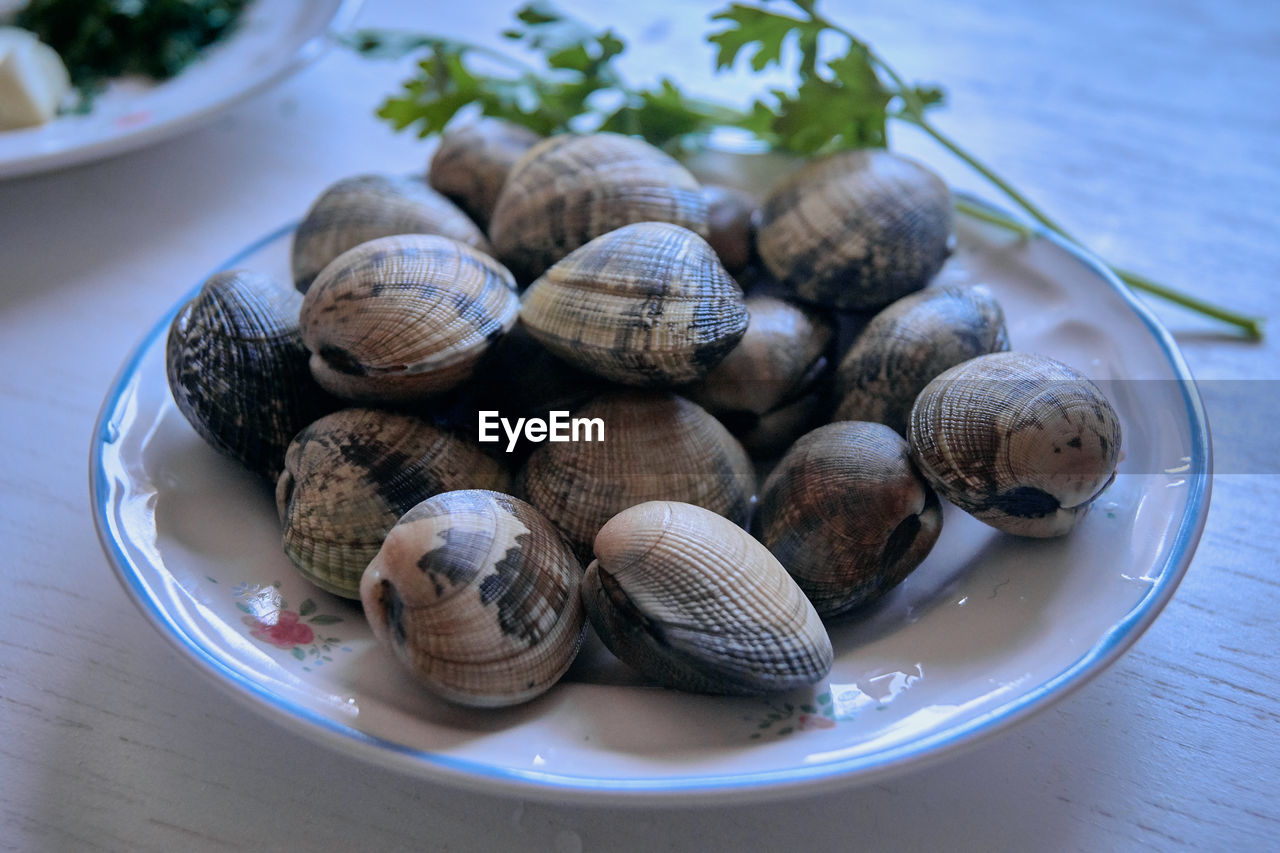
291,174,491,294
489,133,709,283
908,351,1122,537
583,501,833,696
755,421,943,617
299,234,519,403
360,489,585,708
757,149,952,311
165,269,337,483
276,408,510,598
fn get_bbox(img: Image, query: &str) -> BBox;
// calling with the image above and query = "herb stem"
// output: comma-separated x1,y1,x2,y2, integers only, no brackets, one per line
954,199,1264,338
805,5,1260,338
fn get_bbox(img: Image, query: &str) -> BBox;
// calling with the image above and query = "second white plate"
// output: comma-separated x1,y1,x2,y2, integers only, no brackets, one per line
0,0,362,179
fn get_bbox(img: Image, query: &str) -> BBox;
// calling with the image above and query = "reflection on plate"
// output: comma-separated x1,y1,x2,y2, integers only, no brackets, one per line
0,0,361,179
90,201,1210,805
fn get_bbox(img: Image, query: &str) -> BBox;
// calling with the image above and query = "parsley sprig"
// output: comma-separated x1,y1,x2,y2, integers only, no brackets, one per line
345,0,1262,338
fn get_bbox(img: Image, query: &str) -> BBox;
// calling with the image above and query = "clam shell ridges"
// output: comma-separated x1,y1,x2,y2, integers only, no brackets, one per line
835,284,1010,435
518,391,754,559
300,234,519,402
165,269,333,482
520,222,749,386
684,295,832,418
276,409,510,598
489,133,710,282
585,501,833,695
428,118,542,230
361,489,584,708
908,351,1122,537
758,149,953,311
755,421,943,616
291,174,491,293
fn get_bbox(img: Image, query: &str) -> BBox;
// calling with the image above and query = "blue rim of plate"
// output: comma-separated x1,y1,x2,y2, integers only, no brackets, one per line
89,196,1212,803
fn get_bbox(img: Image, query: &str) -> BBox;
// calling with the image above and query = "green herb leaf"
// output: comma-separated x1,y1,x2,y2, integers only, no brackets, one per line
708,4,820,72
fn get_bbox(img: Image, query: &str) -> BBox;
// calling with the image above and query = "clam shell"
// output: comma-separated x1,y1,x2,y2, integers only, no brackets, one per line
757,149,952,311
360,489,584,708
165,269,337,482
299,234,519,403
834,284,1010,435
701,183,758,275
681,295,834,455
489,133,709,282
291,174,491,293
427,118,541,230
517,391,754,560
908,351,1122,537
583,501,833,695
755,422,943,617
520,222,748,386
276,408,510,598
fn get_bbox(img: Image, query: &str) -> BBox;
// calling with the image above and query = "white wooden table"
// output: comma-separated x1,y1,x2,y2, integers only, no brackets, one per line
2,1,1277,849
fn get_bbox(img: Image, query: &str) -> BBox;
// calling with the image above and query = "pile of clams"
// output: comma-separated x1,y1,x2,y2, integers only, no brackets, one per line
165,121,1122,710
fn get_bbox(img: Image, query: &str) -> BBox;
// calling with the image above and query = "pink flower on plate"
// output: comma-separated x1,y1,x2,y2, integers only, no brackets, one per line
245,610,314,649
797,713,837,731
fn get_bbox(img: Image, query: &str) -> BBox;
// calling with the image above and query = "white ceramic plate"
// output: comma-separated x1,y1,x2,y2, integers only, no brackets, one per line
0,0,362,179
90,201,1211,805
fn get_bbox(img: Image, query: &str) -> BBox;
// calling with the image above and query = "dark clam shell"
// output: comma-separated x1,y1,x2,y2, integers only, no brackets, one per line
757,149,953,311
834,284,1010,435
165,269,336,482
681,295,834,456
754,421,943,618
427,118,542,230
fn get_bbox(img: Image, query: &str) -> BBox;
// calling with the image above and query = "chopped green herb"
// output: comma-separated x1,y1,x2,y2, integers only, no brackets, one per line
16,0,252,99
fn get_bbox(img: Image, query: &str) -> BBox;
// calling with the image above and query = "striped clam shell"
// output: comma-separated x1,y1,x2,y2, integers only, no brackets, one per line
299,234,519,403
517,391,754,560
754,422,943,617
276,409,510,598
291,174,491,293
165,269,337,482
757,149,953,311
520,222,748,386
489,133,709,283
834,284,1010,435
681,295,834,456
360,490,585,708
908,352,1122,537
583,501,833,696
427,118,541,230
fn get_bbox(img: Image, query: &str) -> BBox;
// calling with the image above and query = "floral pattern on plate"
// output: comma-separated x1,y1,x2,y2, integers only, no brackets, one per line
234,581,351,668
